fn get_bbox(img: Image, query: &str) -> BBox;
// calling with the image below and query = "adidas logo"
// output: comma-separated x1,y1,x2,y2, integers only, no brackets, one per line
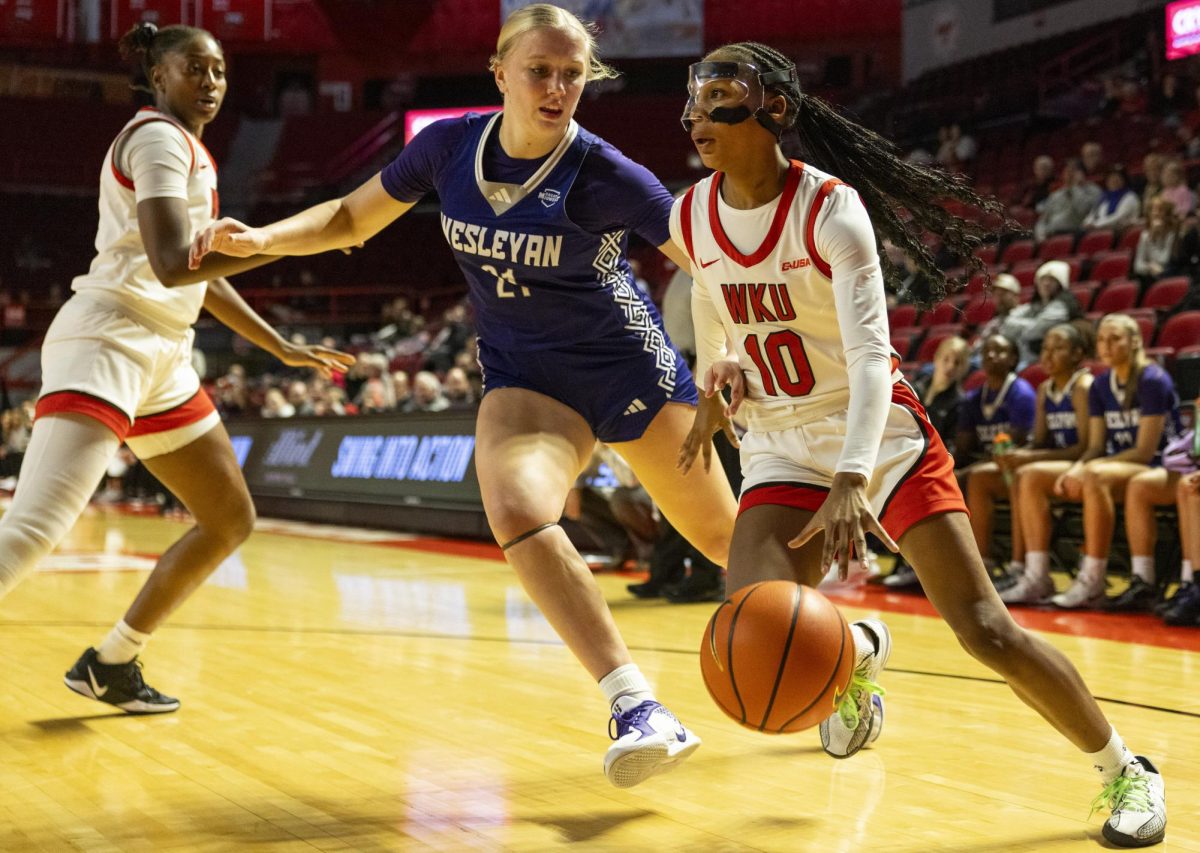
489,187,512,203
623,398,647,416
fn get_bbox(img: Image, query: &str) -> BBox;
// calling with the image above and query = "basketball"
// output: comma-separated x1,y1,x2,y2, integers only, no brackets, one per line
700,581,855,734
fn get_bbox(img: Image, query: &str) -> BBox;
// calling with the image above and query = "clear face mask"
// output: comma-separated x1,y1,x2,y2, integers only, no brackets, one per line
680,60,798,136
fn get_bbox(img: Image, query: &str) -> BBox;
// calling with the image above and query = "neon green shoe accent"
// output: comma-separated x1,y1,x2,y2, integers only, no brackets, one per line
1090,772,1151,819
835,670,886,731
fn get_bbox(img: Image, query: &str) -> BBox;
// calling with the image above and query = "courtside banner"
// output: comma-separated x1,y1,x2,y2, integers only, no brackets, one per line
1168,0,1200,60
226,411,481,510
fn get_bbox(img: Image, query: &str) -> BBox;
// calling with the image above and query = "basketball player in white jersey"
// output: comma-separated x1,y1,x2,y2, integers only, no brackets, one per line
0,22,351,713
675,42,1166,848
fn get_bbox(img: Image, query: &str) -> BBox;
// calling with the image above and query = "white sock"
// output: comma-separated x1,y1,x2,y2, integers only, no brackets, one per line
1025,552,1050,583
1131,556,1155,585
1009,560,1025,574
96,619,151,665
1081,556,1107,586
1086,726,1137,784
599,663,655,714
1183,560,1194,584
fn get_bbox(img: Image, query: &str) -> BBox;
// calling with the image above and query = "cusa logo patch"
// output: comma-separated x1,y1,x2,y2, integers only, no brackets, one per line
538,188,561,208
782,258,811,271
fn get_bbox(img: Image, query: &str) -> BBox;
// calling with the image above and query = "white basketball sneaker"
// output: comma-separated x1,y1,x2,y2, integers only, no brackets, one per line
1000,572,1055,605
1095,757,1166,847
1051,572,1106,609
603,700,701,788
820,619,891,758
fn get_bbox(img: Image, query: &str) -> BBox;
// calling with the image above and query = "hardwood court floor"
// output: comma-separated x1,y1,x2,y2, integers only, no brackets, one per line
0,505,1196,852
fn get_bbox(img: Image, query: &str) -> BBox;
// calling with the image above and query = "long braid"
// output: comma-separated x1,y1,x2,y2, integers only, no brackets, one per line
718,42,1015,305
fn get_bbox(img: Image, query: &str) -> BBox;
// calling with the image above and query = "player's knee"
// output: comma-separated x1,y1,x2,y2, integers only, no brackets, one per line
0,517,58,595
228,499,256,546
951,603,1022,670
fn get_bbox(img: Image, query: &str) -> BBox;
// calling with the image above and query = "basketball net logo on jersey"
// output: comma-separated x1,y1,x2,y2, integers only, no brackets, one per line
673,159,897,428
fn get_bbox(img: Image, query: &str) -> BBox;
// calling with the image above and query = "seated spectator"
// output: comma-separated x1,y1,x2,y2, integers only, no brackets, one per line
1158,158,1195,220
261,388,295,418
1080,141,1106,184
425,304,472,374
999,260,1082,368
404,371,450,413
443,367,477,409
1133,196,1182,283
1019,155,1056,209
1046,314,1183,609
971,273,1022,359
999,324,1094,604
392,370,411,410
287,380,315,416
1082,166,1140,230
1153,71,1192,123
358,377,394,414
912,336,970,453
1176,123,1200,160
1133,151,1164,206
936,123,977,170
1034,159,1101,241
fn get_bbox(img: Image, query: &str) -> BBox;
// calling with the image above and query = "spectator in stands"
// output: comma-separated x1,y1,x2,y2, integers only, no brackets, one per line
1048,314,1183,609
1153,71,1191,124
443,366,477,409
261,388,295,418
1082,166,1140,231
1080,141,1106,184
936,123,977,170
971,273,1022,356
912,336,970,453
286,379,315,416
424,303,473,374
1019,155,1056,209
1000,260,1082,368
391,370,411,410
1133,152,1165,207
1157,158,1195,220
1000,324,1094,604
1176,123,1200,160
1133,195,1183,284
358,377,394,414
1034,159,1100,241
404,370,450,413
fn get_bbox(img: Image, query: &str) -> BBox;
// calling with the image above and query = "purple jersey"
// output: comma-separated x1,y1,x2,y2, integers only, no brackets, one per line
381,113,674,353
1042,370,1086,449
1088,363,1182,461
959,373,1037,447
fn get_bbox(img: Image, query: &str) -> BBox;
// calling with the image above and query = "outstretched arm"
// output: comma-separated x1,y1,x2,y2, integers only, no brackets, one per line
203,277,355,379
191,173,414,267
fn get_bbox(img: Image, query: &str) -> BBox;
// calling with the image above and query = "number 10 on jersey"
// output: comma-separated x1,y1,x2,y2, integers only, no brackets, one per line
743,330,815,397
482,264,530,298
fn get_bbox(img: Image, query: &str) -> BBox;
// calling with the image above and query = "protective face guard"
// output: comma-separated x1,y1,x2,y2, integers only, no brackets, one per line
681,60,798,136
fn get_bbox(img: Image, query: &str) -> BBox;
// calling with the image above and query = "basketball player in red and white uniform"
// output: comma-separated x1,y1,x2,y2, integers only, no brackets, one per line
675,42,1166,848
0,23,350,714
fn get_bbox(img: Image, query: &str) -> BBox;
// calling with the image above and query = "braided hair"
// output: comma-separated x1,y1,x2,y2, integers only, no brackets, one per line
118,22,215,100
711,42,1014,305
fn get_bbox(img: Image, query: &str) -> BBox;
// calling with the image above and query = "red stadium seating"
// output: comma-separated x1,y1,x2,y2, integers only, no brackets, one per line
1019,362,1049,388
1090,251,1132,282
916,329,961,363
1140,277,1191,310
963,296,996,326
1001,239,1035,265
976,245,998,265
1077,229,1114,256
1117,227,1143,252
889,304,919,329
1156,311,1200,351
927,300,962,325
1037,233,1075,260
890,333,914,361
963,369,988,391
1091,281,1139,314
1070,282,1099,310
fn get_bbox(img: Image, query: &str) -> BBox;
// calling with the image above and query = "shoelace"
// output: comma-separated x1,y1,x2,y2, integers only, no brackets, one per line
1090,772,1152,818
836,669,885,730
608,702,655,740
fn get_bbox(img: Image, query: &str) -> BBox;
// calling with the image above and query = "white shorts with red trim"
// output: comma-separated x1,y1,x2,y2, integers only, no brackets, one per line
36,295,218,459
738,382,967,541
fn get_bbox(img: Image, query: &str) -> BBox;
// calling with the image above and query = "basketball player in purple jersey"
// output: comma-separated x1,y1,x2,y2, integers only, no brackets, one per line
1002,323,1093,604
191,4,737,788
676,40,1166,847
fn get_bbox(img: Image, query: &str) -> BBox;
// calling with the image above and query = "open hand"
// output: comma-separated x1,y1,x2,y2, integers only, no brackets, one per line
189,218,269,269
677,393,740,475
789,473,899,580
278,342,356,380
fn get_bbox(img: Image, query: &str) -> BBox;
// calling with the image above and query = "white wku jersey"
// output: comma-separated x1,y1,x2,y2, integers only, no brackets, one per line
71,107,218,338
671,159,898,431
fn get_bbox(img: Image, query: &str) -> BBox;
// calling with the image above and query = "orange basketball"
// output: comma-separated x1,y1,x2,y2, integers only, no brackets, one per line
700,580,854,734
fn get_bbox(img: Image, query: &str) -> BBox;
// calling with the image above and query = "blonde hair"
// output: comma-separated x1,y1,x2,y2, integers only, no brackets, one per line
933,335,970,379
1099,313,1149,409
489,3,619,82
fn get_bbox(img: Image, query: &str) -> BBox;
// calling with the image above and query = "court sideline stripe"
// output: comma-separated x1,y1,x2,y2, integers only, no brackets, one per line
3,619,1197,719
